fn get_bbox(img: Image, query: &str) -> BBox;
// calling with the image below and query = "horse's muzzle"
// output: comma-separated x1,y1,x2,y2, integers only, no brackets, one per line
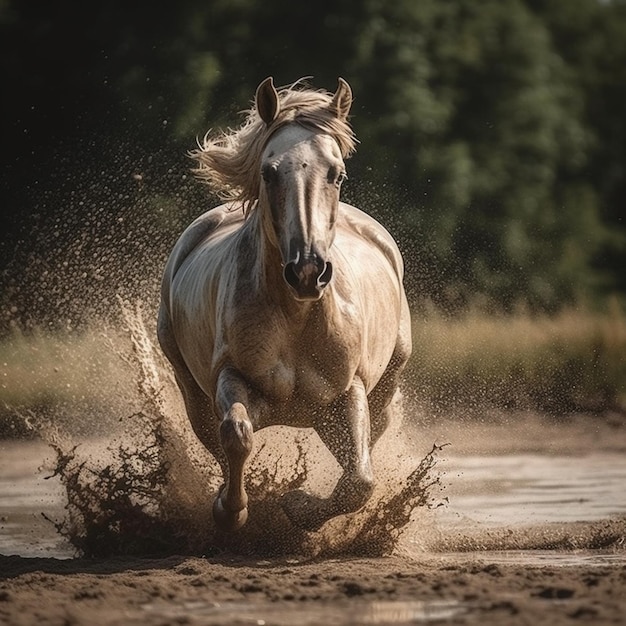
283,255,333,300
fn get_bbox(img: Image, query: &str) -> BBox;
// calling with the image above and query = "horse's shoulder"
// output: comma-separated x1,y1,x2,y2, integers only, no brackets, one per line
161,204,244,297
184,203,243,243
337,203,404,277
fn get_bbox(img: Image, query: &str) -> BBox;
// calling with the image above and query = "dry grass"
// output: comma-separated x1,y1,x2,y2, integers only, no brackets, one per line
406,301,626,415
0,329,136,437
1,302,625,436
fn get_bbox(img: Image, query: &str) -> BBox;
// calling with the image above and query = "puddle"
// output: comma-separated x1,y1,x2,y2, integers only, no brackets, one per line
0,441,69,558
142,598,465,625
439,453,626,526
1,440,626,565
431,549,626,568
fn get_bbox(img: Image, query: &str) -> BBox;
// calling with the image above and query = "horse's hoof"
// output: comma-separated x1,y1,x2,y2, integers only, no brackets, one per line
213,496,248,531
280,489,326,532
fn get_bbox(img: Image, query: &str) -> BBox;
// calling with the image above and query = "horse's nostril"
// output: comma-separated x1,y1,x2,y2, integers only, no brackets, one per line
283,262,300,290
318,261,333,287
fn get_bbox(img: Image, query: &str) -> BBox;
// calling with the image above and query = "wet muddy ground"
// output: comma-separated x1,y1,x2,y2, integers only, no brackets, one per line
1,413,625,625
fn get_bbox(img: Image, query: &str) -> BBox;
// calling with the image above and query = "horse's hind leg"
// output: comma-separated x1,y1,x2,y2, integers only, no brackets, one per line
281,377,374,531
369,352,410,446
157,307,226,472
369,305,412,444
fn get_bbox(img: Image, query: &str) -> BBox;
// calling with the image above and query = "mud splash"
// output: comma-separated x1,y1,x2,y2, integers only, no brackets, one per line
29,302,444,559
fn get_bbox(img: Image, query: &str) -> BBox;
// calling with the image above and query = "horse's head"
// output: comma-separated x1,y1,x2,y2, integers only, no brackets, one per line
256,77,353,301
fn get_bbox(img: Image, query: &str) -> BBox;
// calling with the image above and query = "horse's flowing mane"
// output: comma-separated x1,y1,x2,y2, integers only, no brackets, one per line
190,80,358,215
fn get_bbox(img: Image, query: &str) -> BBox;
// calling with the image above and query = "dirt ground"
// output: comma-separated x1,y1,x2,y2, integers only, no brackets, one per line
1,548,625,625
1,413,625,626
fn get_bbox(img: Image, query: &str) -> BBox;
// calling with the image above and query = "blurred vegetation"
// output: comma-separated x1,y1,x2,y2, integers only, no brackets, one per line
1,0,625,327
407,299,626,415
0,329,137,437
1,304,624,432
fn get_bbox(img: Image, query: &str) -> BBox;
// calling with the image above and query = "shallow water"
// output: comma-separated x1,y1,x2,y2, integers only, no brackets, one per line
433,549,626,568
438,453,626,526
0,441,68,558
2,439,625,564
141,598,465,625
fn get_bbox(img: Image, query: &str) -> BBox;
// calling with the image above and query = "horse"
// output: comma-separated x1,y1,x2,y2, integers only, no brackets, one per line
157,77,412,532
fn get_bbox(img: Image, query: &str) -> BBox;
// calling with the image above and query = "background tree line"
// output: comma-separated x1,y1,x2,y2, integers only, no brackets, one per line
1,0,625,327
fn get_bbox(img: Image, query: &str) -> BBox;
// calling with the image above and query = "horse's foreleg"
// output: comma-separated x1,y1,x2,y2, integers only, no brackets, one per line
213,367,254,531
282,378,374,530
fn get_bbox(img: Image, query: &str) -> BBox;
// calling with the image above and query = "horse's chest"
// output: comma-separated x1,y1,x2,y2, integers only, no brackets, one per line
229,315,353,407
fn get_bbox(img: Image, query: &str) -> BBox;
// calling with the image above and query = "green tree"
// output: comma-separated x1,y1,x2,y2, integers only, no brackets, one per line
344,0,602,310
2,0,624,326
526,0,626,295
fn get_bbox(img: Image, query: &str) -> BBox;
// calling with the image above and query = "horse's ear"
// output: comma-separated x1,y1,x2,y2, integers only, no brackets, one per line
256,77,280,125
330,77,353,121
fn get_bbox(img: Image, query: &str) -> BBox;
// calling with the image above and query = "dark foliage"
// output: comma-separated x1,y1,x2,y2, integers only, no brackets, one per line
1,0,625,323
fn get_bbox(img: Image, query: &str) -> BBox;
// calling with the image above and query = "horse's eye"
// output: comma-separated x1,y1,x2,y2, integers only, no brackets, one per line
328,167,347,187
262,163,278,184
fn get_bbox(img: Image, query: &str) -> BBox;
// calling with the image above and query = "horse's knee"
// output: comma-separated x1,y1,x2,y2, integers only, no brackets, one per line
220,403,253,462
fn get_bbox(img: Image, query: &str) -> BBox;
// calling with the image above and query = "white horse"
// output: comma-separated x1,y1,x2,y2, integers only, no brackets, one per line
158,78,411,531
